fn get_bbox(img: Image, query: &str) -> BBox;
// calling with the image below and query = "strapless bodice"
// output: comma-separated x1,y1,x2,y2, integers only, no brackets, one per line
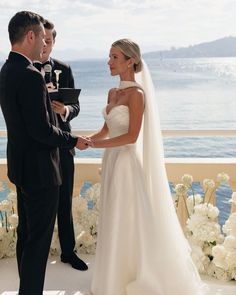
103,105,129,138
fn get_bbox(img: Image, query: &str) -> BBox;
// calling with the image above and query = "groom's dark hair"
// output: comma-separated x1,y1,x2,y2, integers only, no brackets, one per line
8,11,45,45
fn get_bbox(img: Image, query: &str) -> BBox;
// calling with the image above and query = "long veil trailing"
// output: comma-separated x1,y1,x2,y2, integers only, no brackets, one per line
131,60,207,294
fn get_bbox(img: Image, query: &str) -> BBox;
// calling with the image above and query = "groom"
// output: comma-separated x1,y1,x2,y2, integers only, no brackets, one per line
0,11,88,295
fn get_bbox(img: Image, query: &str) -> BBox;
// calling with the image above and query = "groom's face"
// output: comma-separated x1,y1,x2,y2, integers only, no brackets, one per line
108,47,131,76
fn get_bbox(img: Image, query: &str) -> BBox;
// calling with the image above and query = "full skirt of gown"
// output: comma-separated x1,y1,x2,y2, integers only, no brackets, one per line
91,106,207,295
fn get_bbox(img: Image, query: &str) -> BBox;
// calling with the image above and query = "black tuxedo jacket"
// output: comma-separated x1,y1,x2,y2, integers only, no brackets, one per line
0,52,78,189
50,58,80,134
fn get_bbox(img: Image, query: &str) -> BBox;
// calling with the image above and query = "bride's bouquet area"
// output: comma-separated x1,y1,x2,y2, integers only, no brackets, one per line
174,172,236,281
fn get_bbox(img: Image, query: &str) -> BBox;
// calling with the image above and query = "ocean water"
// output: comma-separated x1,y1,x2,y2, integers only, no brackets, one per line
0,57,235,224
0,57,236,158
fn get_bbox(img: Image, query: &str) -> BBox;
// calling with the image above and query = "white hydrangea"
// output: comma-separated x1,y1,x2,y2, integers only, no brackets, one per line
0,229,16,258
186,194,203,215
194,203,219,220
223,213,236,236
213,265,232,281
189,243,210,274
224,235,236,250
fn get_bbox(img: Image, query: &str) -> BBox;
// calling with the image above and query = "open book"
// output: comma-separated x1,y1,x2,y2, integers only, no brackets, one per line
48,88,81,105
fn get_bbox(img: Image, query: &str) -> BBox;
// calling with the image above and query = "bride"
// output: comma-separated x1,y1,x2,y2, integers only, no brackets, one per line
87,39,207,295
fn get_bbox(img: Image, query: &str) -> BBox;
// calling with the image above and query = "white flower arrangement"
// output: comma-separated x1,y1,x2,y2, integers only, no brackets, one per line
211,202,236,281
0,183,101,258
174,172,230,276
229,192,236,206
1,175,236,283
0,191,17,258
186,202,224,274
50,182,101,255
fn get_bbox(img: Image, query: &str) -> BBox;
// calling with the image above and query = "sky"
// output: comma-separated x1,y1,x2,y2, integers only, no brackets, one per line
0,0,236,59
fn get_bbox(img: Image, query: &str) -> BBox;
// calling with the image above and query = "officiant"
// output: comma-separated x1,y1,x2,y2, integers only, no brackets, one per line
36,19,87,271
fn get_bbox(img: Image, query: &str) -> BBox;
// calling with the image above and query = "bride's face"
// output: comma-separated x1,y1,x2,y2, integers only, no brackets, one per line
108,47,131,76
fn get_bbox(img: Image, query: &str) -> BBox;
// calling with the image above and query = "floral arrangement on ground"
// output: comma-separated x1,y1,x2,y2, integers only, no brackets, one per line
0,174,236,282
174,172,236,281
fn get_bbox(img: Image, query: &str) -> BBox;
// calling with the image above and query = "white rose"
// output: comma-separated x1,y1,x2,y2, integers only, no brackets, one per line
223,213,236,235
190,244,207,273
225,251,236,268
207,261,217,277
208,206,219,220
217,172,230,184
181,174,193,187
224,236,236,250
194,204,208,217
214,266,231,281
212,245,226,260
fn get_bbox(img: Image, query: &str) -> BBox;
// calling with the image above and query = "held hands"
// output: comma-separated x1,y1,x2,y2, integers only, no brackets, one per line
76,136,94,150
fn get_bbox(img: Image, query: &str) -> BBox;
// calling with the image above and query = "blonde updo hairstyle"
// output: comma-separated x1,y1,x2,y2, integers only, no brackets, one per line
112,38,143,73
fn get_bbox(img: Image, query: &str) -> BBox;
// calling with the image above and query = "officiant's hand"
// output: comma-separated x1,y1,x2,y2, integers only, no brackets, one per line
51,100,66,116
76,136,91,150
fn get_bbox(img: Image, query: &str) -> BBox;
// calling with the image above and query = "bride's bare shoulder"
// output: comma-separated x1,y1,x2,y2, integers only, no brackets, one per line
129,87,144,99
107,88,117,103
108,87,118,96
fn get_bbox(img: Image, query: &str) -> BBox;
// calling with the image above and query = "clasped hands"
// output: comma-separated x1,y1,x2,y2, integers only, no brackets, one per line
50,97,93,151
76,136,93,150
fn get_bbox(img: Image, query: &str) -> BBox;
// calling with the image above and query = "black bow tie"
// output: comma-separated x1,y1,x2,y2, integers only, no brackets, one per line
33,61,51,71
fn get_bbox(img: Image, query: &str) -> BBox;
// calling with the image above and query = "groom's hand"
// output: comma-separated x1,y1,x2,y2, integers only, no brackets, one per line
76,136,90,150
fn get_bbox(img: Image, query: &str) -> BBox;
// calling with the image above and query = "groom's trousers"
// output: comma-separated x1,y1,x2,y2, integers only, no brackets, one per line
16,185,59,295
57,149,75,256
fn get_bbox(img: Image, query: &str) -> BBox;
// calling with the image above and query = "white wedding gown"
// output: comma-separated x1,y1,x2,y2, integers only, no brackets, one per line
91,79,207,295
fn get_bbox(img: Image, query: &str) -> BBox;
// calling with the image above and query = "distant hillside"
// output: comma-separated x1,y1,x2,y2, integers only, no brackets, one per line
53,48,106,60
144,36,236,58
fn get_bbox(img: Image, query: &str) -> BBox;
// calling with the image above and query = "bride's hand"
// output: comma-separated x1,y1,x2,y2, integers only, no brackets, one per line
82,136,94,148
